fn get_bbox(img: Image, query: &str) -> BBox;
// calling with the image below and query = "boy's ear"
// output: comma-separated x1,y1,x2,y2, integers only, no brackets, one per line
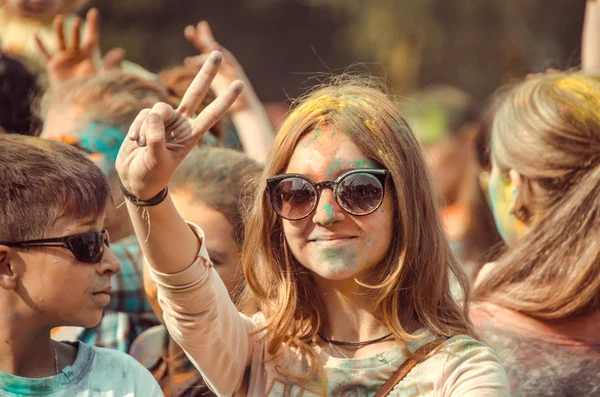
0,246,18,290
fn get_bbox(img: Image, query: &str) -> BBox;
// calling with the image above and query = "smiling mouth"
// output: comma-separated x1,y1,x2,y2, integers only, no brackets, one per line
310,237,356,247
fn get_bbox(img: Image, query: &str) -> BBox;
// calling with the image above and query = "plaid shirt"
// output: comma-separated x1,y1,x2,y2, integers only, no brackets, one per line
52,235,159,352
130,325,215,397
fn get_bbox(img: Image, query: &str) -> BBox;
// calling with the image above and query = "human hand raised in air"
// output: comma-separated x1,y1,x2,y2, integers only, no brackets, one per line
183,21,255,113
116,51,244,200
35,8,125,86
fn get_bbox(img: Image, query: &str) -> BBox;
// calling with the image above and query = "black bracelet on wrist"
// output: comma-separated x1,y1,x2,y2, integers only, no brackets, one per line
119,179,169,207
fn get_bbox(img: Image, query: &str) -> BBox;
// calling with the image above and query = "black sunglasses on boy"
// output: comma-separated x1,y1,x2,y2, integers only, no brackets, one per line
0,230,110,264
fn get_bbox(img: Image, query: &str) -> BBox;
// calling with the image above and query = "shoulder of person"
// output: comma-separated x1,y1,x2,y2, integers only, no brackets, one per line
436,334,499,361
432,335,509,393
129,325,169,369
401,335,510,396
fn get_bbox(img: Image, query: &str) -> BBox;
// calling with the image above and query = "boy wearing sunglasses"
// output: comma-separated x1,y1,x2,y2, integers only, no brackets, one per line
0,135,162,396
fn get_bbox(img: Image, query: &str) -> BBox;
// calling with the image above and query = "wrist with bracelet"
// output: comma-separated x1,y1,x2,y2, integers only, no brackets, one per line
119,179,169,207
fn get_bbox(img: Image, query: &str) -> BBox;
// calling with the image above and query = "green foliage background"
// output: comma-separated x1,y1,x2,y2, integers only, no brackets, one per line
89,0,585,103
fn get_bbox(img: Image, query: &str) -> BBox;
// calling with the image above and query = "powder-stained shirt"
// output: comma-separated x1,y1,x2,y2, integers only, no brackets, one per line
470,301,600,397
0,342,163,396
150,223,510,397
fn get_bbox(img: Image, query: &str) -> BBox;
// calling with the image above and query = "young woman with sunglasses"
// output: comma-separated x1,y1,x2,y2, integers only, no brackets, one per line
116,53,509,396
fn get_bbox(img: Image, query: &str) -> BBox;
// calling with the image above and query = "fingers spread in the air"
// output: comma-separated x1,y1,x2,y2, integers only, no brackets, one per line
54,15,66,51
35,35,52,60
177,51,223,117
71,17,81,50
128,109,151,142
192,79,244,136
82,8,99,51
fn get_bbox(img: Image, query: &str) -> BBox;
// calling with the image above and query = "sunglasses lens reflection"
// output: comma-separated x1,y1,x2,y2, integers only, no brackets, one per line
68,232,105,264
337,173,384,215
272,177,318,220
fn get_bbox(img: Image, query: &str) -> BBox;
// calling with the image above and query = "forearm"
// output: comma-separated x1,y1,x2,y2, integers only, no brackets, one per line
230,92,274,164
126,196,200,274
583,0,600,73
149,228,256,396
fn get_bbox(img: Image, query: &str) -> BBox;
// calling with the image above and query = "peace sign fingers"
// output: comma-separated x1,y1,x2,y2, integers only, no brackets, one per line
191,78,244,139
177,51,223,117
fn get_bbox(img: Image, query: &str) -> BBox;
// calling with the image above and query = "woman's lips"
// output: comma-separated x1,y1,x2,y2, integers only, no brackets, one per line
310,237,357,247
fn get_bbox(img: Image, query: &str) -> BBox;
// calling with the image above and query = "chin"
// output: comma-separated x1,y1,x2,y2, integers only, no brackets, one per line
74,311,104,329
311,266,363,282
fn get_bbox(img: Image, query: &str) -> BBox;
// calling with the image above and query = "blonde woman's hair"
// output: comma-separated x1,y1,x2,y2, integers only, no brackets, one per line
475,72,600,319
240,76,475,375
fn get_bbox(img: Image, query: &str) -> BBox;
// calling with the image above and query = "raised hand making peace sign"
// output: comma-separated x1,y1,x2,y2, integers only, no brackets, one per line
116,51,244,201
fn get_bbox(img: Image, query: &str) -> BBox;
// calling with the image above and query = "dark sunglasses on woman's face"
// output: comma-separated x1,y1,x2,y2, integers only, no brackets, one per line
267,168,389,221
0,230,110,264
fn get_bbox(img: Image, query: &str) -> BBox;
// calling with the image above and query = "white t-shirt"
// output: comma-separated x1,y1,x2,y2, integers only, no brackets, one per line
0,342,163,396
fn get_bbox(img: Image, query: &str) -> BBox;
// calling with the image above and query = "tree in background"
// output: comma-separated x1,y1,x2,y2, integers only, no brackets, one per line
90,0,584,101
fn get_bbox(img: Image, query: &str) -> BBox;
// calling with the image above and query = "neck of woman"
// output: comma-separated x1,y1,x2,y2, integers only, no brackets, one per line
313,277,420,359
314,276,419,344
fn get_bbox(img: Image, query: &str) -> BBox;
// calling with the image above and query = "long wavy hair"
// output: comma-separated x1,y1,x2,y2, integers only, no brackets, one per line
240,77,476,374
475,72,600,319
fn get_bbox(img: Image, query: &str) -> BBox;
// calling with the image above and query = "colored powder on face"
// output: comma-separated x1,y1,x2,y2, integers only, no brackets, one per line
488,170,527,243
307,127,323,142
319,247,353,273
79,122,125,176
324,158,375,176
323,203,333,219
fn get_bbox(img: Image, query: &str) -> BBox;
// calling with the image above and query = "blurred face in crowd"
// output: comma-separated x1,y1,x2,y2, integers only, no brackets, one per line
144,188,242,320
407,101,475,206
421,134,468,205
171,189,242,296
6,0,63,18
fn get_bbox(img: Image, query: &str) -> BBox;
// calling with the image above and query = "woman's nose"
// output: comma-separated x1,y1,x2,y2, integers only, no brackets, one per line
312,189,345,226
